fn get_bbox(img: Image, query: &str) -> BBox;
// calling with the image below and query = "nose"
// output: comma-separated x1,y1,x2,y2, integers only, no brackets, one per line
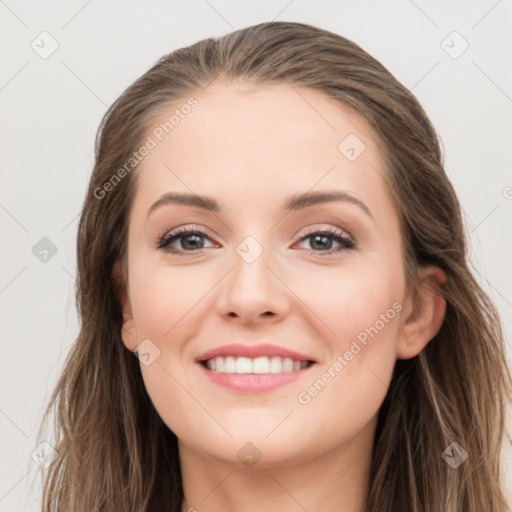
216,244,290,325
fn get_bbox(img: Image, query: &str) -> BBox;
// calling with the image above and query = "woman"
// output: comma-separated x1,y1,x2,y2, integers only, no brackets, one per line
38,21,512,511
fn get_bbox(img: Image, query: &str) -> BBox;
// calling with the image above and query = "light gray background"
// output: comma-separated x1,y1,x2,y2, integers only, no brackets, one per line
1,1,511,510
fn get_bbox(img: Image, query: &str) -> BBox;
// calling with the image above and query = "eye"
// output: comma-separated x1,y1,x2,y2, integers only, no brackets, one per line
294,227,355,255
157,226,215,255
156,225,356,256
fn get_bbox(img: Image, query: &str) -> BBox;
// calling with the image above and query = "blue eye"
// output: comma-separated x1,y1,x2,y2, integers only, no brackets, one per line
297,228,355,255
157,226,355,256
157,227,214,255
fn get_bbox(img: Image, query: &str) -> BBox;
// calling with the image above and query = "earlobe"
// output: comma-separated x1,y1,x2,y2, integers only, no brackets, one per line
397,266,447,359
112,261,138,352
121,315,137,352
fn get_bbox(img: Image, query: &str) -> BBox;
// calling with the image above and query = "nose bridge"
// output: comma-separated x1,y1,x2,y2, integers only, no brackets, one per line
231,235,273,298
219,234,287,319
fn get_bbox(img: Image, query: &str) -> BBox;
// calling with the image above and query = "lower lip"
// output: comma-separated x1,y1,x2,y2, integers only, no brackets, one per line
197,362,315,392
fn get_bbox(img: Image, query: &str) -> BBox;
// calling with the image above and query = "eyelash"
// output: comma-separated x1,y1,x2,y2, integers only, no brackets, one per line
156,225,356,256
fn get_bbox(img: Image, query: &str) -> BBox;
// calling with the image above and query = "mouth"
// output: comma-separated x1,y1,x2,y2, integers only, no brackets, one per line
195,343,317,392
199,356,315,374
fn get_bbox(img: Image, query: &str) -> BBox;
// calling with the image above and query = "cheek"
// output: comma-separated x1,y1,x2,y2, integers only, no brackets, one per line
128,263,210,435
128,261,209,341
288,260,404,349
290,263,403,411
127,264,216,428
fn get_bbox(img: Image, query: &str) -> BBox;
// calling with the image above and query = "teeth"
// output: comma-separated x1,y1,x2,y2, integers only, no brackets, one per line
269,356,282,373
214,356,223,372
224,356,236,373
282,358,294,372
253,356,269,374
236,357,252,374
205,356,310,374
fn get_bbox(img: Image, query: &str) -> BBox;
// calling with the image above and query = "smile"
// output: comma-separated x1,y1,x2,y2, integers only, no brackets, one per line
195,343,317,392
202,356,313,374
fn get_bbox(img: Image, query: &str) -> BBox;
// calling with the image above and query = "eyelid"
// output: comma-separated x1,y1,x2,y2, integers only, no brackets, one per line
297,224,354,242
158,223,353,243
292,225,356,254
158,223,214,241
154,224,214,252
156,222,357,254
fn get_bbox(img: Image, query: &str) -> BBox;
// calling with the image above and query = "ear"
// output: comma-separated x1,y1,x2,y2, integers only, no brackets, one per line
397,265,447,359
113,261,137,352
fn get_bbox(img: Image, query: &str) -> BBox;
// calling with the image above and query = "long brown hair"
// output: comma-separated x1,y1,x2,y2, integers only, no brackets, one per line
37,21,512,511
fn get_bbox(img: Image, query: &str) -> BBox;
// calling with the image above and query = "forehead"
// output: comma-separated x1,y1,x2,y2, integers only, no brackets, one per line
158,80,374,164
132,80,393,221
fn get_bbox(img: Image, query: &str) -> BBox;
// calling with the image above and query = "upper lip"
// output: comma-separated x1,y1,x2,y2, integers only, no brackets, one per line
195,343,316,363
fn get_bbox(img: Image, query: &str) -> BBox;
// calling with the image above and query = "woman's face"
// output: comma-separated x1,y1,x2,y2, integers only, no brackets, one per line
120,80,418,467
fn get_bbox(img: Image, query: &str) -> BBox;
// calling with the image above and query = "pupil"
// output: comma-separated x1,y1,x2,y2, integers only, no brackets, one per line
311,234,332,250
182,234,203,250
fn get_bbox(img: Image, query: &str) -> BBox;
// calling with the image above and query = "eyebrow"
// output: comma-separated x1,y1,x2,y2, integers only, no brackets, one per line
147,190,372,218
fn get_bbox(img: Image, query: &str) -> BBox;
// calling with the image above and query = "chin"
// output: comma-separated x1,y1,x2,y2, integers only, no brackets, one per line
193,436,311,469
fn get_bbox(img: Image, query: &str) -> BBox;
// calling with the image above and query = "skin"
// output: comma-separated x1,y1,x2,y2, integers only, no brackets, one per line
118,79,446,512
